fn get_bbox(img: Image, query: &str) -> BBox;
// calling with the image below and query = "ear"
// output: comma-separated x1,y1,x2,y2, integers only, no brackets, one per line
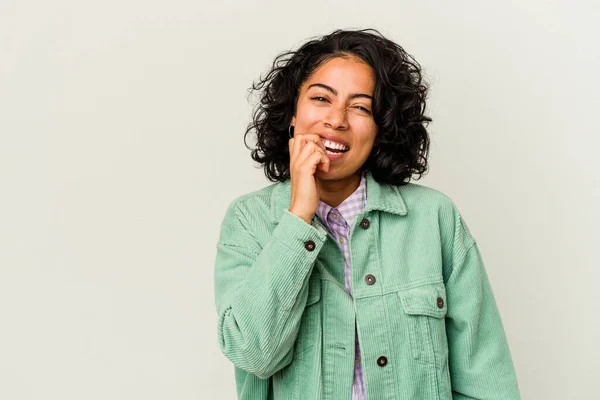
291,116,296,126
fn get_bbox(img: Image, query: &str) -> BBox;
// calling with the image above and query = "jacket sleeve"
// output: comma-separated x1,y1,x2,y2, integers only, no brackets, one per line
445,213,521,399
214,200,326,380
232,366,273,399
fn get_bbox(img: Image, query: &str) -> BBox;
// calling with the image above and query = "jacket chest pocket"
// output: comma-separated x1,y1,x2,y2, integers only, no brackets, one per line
399,282,449,367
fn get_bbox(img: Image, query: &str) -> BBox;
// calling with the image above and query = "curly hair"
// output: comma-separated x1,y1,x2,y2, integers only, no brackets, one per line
243,28,432,185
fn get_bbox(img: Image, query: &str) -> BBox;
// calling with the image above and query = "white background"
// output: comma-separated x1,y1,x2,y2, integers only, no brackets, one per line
1,1,599,398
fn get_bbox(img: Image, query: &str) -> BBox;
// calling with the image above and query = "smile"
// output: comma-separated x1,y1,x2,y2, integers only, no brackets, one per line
321,138,349,154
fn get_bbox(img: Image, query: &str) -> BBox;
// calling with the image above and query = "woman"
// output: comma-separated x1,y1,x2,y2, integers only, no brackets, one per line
214,28,520,399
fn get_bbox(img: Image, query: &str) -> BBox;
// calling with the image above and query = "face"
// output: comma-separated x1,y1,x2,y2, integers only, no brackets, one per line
291,55,378,180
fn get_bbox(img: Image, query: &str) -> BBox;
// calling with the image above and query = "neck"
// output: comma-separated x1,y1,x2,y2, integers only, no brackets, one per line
316,171,362,208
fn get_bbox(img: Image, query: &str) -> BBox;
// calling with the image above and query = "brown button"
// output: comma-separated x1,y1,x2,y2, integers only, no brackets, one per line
304,240,316,251
365,274,376,285
377,356,388,367
360,218,370,229
437,297,444,308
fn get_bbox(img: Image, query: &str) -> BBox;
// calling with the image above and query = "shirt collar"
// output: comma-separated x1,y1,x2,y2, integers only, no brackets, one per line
315,170,367,229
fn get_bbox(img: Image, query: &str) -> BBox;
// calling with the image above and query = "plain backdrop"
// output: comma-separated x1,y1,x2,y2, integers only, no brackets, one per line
1,1,599,399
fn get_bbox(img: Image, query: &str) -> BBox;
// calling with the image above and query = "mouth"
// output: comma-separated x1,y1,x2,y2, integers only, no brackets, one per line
321,138,349,155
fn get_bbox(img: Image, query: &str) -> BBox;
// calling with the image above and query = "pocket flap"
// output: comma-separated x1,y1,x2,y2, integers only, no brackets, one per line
306,272,321,306
400,282,447,318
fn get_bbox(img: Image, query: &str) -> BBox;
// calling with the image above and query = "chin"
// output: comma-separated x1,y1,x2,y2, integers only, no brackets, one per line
315,168,354,181
315,169,338,180
315,169,331,178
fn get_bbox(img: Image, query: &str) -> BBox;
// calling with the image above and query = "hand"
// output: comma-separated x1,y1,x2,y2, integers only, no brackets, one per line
288,133,330,224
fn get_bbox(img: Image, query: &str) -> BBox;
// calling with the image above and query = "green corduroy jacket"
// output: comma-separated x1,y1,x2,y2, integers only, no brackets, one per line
214,170,521,399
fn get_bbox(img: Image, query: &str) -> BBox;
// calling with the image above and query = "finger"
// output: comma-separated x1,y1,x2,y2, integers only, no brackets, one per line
296,140,324,167
308,144,330,173
302,134,326,151
289,135,303,173
298,134,329,160
295,133,327,157
316,144,330,172
291,134,331,174
318,152,330,173
288,137,295,176
292,133,304,163
301,150,329,172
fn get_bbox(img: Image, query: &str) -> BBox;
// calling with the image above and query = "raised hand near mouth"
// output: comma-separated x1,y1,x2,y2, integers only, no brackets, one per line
288,132,330,225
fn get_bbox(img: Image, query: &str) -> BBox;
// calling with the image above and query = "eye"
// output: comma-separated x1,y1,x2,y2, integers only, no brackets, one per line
310,96,329,102
354,105,372,114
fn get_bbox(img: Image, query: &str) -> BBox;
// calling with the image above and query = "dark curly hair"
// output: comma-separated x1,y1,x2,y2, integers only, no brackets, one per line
243,28,432,185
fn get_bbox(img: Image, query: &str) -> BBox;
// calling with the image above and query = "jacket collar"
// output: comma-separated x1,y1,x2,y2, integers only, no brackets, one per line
270,169,408,224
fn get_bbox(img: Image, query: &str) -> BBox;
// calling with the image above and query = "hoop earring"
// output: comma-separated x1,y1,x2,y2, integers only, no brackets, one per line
288,125,294,138
372,146,380,156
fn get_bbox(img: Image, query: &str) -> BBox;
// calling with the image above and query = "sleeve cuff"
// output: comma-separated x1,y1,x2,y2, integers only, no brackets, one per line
273,209,327,252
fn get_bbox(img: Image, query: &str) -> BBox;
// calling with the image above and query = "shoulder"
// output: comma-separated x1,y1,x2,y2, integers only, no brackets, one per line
217,182,282,245
221,181,282,226
398,182,476,247
396,182,459,214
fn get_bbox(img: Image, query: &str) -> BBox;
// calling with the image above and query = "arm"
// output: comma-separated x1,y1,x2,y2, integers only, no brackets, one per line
232,366,272,399
445,231,521,399
214,201,326,379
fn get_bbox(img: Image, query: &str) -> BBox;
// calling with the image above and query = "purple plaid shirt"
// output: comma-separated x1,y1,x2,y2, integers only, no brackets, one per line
315,170,367,400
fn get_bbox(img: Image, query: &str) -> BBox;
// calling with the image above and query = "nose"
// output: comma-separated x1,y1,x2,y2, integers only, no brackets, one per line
324,105,348,130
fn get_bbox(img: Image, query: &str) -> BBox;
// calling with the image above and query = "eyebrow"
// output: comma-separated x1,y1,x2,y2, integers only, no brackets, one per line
307,83,373,100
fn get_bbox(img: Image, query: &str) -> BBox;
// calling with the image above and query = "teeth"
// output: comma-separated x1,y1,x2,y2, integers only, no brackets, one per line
321,139,349,151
